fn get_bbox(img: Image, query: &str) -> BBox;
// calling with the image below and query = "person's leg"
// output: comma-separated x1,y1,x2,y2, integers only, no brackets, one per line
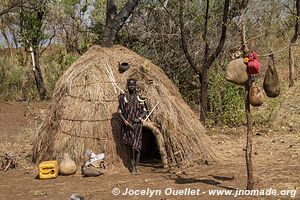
134,149,141,174
130,147,136,174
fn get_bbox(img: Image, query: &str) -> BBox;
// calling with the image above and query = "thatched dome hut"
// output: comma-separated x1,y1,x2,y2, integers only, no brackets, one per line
32,45,219,171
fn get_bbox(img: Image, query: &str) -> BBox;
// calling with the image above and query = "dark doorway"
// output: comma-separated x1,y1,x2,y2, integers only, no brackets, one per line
140,126,161,167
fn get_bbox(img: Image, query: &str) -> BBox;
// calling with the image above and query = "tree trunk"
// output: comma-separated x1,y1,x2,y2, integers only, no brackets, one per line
199,0,209,125
1,31,12,49
31,47,48,100
10,28,19,48
245,84,254,190
289,0,299,87
101,0,140,47
200,66,208,125
102,21,118,47
289,45,295,87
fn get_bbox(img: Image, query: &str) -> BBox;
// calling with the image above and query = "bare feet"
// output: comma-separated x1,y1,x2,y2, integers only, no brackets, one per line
131,167,140,175
131,171,138,175
135,169,141,175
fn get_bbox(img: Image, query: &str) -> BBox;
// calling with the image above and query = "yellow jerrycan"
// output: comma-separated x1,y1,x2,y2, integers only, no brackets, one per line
39,160,58,179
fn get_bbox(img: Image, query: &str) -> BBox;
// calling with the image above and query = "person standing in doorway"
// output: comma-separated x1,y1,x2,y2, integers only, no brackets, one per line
118,78,147,175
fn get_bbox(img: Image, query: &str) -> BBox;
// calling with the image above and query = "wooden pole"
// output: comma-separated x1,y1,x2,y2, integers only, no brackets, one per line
242,24,254,190
245,84,254,190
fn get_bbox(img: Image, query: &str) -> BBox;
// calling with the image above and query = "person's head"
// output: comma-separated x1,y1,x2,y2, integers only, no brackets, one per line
127,78,137,93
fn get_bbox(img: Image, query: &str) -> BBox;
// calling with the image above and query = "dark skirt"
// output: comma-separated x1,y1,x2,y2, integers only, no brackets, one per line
122,123,143,151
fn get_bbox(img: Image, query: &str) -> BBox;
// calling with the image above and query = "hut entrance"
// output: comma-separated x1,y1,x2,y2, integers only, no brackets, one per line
140,126,161,167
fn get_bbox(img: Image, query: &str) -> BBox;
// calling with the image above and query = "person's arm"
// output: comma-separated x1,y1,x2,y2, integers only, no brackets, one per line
118,95,127,123
118,108,135,129
118,109,129,125
139,107,147,122
133,97,148,123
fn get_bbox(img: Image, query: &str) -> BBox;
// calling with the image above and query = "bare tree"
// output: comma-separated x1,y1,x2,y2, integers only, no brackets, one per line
52,0,92,54
0,0,24,49
101,0,140,47
289,0,299,87
179,0,230,125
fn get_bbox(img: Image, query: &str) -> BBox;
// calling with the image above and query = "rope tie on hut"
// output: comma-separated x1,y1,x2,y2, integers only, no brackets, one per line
74,81,121,87
58,116,119,122
61,131,110,140
65,94,116,102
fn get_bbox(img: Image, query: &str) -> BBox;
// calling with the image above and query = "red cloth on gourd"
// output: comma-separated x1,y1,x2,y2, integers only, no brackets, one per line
247,51,261,74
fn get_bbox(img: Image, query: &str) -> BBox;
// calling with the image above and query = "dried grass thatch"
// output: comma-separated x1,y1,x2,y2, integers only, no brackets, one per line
32,45,220,171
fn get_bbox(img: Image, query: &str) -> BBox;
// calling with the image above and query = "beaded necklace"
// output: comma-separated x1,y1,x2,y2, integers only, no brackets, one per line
126,92,137,106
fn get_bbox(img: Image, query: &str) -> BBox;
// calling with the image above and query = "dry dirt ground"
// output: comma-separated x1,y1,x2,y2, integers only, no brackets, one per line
0,91,299,200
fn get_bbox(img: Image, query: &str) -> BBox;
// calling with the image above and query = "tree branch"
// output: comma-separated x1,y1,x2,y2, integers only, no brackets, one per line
179,0,200,75
258,44,291,57
158,0,177,24
246,32,266,43
105,0,117,25
101,0,140,46
112,0,140,34
291,0,299,43
41,31,56,55
283,2,296,15
0,0,23,17
206,0,230,67
203,0,209,63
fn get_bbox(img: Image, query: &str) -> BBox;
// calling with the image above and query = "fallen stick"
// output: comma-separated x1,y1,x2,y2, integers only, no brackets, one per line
4,159,12,172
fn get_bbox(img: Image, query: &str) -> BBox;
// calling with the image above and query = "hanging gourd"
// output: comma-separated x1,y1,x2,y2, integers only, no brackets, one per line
249,82,264,107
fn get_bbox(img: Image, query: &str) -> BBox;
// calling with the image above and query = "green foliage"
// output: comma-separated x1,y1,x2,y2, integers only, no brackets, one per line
220,81,245,126
19,1,48,48
21,12,46,46
43,49,78,96
0,56,27,100
0,47,78,100
15,49,28,67
252,83,287,126
89,0,106,44
207,65,245,126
